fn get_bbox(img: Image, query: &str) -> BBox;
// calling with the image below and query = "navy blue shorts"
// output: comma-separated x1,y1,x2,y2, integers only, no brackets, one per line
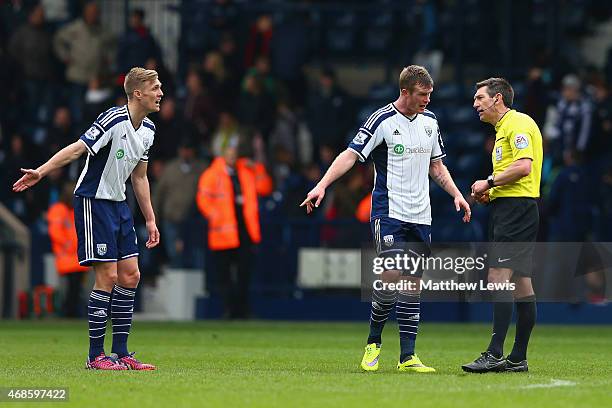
371,216,431,277
73,196,139,266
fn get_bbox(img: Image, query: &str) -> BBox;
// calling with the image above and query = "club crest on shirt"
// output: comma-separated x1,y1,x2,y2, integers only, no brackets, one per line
495,146,503,161
514,134,529,149
143,137,150,149
424,126,432,137
383,234,394,247
96,243,107,256
85,126,100,140
352,132,368,145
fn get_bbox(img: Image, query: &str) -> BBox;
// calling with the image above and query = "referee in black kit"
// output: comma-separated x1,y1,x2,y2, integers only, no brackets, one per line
463,78,543,373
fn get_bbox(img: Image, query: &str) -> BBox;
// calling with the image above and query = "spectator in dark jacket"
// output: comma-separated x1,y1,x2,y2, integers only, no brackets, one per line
183,69,218,151
9,4,55,123
153,139,207,268
117,8,162,74
307,67,354,153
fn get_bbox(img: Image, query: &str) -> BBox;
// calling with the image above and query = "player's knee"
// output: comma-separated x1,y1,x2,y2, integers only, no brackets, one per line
122,269,140,286
99,270,118,285
488,268,510,284
381,269,401,283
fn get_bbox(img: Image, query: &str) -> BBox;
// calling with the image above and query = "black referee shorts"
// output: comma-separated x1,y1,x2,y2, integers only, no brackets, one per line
488,197,539,277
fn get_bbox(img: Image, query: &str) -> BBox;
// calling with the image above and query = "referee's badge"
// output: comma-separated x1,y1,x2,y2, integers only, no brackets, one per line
495,146,503,161
383,234,394,247
514,134,529,149
424,126,432,137
96,243,107,256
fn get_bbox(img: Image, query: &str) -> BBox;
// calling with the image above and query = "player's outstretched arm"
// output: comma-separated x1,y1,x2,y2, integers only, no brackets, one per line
300,149,358,214
429,159,471,223
131,161,160,249
12,140,87,192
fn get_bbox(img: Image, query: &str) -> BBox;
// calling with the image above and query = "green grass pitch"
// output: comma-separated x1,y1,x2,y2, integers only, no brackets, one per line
1,321,610,407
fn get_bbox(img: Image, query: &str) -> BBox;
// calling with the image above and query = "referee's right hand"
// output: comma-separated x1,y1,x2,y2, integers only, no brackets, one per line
300,185,325,214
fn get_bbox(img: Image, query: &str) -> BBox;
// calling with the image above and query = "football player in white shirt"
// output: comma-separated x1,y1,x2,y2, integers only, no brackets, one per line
14,67,162,370
301,65,471,373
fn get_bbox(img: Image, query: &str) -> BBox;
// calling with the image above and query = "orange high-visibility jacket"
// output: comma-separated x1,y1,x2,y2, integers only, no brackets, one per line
355,193,372,223
47,202,89,274
196,158,273,250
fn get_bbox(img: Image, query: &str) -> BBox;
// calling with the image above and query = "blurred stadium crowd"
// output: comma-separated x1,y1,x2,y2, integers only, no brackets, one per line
0,0,611,302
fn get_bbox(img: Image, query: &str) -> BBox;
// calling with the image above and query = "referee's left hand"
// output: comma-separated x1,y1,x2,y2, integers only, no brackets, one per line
454,195,471,223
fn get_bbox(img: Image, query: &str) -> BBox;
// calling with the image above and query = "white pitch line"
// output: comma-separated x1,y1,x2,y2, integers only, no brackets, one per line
521,379,577,389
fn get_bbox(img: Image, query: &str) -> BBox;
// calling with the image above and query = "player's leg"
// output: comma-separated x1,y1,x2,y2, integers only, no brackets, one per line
112,256,139,358
395,224,434,372
112,256,154,370
506,276,536,371
396,277,420,361
396,278,434,373
361,218,400,371
73,196,126,369
86,261,127,370
109,202,155,370
368,218,405,344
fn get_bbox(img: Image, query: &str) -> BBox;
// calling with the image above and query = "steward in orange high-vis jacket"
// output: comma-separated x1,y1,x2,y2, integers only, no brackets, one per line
196,144,272,318
48,182,89,317
196,147,273,251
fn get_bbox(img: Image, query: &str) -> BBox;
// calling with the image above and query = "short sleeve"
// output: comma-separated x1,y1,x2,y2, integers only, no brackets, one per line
348,106,396,162
141,139,152,162
79,121,112,155
430,124,446,161
508,128,534,161
141,120,155,162
348,128,384,162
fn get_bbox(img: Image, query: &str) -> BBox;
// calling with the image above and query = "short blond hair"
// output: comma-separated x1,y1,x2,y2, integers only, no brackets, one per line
399,65,433,92
124,67,158,100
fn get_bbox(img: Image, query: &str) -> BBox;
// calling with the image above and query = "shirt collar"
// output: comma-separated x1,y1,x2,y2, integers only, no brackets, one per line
494,109,515,131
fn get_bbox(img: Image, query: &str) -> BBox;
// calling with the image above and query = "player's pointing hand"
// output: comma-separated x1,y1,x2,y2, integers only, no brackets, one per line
300,185,325,214
13,168,42,192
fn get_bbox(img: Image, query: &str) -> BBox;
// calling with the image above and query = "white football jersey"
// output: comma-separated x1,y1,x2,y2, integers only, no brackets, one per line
75,105,155,201
348,103,445,225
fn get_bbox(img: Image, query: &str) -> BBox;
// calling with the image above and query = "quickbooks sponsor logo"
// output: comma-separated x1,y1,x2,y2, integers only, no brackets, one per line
116,149,125,159
406,146,431,154
393,144,431,155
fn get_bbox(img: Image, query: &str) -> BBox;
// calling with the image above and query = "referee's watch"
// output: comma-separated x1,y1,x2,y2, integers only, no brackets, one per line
487,174,495,188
